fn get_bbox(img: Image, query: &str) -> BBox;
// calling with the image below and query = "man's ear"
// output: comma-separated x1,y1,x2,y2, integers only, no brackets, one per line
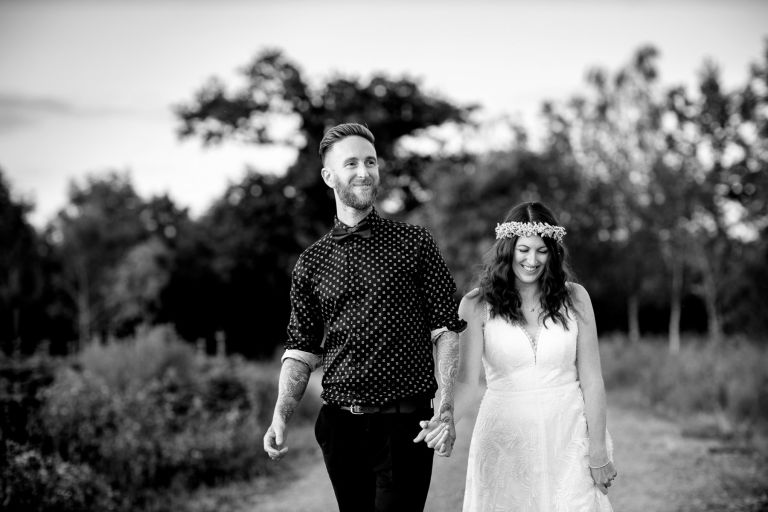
321,167,334,188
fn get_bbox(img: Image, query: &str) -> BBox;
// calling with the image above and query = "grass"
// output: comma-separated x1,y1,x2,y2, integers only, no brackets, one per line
599,334,768,447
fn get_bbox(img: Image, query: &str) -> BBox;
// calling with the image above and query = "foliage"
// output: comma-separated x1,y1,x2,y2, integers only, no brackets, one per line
48,172,148,346
3,43,768,358
42,174,192,351
175,48,475,219
76,324,197,392
419,42,768,342
40,327,278,497
1,441,121,512
169,48,476,356
0,169,52,354
191,172,301,358
105,237,171,336
659,53,768,342
601,336,768,437
410,149,586,293
0,354,58,445
0,326,320,511
0,327,323,510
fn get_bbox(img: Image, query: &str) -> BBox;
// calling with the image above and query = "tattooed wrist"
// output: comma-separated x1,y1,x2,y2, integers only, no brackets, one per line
436,330,459,419
274,358,310,424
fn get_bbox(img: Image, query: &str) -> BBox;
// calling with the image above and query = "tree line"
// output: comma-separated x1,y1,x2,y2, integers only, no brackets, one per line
1,42,766,358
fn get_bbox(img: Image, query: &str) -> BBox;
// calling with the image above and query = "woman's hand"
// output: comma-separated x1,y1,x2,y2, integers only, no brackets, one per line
413,414,456,457
589,460,617,494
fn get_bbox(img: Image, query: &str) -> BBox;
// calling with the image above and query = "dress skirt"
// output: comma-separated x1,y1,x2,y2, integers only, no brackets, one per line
463,381,613,512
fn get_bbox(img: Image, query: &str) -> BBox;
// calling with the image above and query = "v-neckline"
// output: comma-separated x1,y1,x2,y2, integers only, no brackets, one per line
517,323,541,364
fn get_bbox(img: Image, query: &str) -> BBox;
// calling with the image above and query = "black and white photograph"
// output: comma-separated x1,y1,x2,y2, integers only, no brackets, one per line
1,1,767,511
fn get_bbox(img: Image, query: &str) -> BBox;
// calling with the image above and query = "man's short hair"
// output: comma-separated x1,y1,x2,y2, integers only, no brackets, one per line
319,123,375,163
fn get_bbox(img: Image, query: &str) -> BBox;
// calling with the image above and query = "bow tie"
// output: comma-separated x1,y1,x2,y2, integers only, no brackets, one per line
331,219,372,243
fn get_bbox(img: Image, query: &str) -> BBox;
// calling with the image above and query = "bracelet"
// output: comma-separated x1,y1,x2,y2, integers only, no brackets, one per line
588,461,611,470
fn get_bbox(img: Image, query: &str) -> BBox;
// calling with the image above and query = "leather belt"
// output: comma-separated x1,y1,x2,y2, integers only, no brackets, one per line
329,396,433,415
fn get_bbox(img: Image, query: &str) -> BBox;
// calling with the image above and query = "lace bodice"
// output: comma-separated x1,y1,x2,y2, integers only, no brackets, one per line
482,310,579,392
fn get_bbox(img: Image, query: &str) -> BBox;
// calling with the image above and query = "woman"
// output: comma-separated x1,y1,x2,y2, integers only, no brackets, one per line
422,201,616,511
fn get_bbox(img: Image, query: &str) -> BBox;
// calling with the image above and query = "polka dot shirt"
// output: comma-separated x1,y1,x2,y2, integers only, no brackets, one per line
285,208,466,406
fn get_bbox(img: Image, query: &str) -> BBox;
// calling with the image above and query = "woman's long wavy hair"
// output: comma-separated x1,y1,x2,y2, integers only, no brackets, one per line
479,202,575,328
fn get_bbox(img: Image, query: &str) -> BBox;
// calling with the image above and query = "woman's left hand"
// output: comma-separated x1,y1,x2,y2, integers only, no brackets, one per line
589,460,617,495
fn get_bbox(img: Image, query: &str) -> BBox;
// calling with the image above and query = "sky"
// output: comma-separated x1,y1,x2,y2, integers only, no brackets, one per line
1,0,767,227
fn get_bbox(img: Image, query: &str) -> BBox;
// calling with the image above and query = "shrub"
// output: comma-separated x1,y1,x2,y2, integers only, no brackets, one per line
38,326,287,507
2,326,321,510
78,325,197,393
1,441,121,512
0,355,59,445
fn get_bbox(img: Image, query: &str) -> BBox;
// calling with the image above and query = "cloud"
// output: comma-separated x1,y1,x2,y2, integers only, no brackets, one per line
0,92,144,132
0,93,74,113
0,92,75,131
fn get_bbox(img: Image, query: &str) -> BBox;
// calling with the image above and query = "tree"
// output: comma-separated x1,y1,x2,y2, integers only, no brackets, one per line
411,148,589,296
105,237,171,336
662,44,768,343
49,172,148,348
173,48,475,357
0,169,47,354
540,46,668,343
198,173,303,357
175,49,474,224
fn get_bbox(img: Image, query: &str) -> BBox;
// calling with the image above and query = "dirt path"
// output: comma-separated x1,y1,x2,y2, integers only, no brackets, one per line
244,393,768,512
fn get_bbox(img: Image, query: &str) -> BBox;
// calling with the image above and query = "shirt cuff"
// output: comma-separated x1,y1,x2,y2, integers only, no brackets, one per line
281,349,322,371
430,327,450,345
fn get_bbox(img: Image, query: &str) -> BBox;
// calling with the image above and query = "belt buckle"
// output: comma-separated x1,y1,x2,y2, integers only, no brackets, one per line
350,404,365,415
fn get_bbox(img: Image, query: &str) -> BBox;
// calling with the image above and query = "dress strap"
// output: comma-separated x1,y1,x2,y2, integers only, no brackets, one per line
483,301,492,330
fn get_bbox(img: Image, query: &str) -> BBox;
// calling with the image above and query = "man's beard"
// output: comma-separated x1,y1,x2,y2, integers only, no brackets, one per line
335,177,379,210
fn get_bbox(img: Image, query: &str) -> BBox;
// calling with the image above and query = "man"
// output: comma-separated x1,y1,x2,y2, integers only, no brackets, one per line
263,122,465,512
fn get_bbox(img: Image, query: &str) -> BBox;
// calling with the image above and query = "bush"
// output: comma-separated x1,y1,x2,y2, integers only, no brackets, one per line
1,326,321,510
37,326,285,507
0,355,59,445
78,325,197,393
1,441,121,512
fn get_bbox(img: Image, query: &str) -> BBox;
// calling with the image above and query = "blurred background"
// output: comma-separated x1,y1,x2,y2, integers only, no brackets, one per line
1,1,767,511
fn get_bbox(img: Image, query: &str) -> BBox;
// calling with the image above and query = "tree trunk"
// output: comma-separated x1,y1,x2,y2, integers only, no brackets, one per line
705,294,722,344
12,307,21,355
76,263,90,351
628,293,640,343
12,307,19,338
668,259,682,354
216,330,227,358
701,261,723,344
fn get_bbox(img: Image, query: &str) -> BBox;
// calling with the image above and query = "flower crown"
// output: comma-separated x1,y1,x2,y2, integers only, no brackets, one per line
495,221,566,243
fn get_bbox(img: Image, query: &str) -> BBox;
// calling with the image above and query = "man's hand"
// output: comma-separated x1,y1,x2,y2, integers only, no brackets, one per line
264,358,311,461
413,413,456,457
263,421,289,461
433,411,456,457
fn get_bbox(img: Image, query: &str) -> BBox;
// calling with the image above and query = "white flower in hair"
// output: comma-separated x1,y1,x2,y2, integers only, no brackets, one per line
495,221,566,242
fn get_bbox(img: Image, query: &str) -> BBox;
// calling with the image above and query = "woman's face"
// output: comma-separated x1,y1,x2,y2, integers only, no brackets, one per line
512,235,550,286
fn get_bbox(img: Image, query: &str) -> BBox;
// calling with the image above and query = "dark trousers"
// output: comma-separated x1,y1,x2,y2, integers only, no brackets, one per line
315,404,435,512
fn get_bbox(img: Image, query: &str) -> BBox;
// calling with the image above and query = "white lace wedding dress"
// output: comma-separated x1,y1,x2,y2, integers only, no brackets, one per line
463,309,613,512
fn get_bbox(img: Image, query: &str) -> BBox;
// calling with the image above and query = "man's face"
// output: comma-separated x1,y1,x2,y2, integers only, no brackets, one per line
322,136,380,210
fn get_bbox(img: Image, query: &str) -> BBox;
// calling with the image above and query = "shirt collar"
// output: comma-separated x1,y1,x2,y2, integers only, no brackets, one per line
333,207,380,230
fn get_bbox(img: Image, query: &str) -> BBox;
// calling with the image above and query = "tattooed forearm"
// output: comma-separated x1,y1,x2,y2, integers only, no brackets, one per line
435,330,459,420
274,358,311,424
